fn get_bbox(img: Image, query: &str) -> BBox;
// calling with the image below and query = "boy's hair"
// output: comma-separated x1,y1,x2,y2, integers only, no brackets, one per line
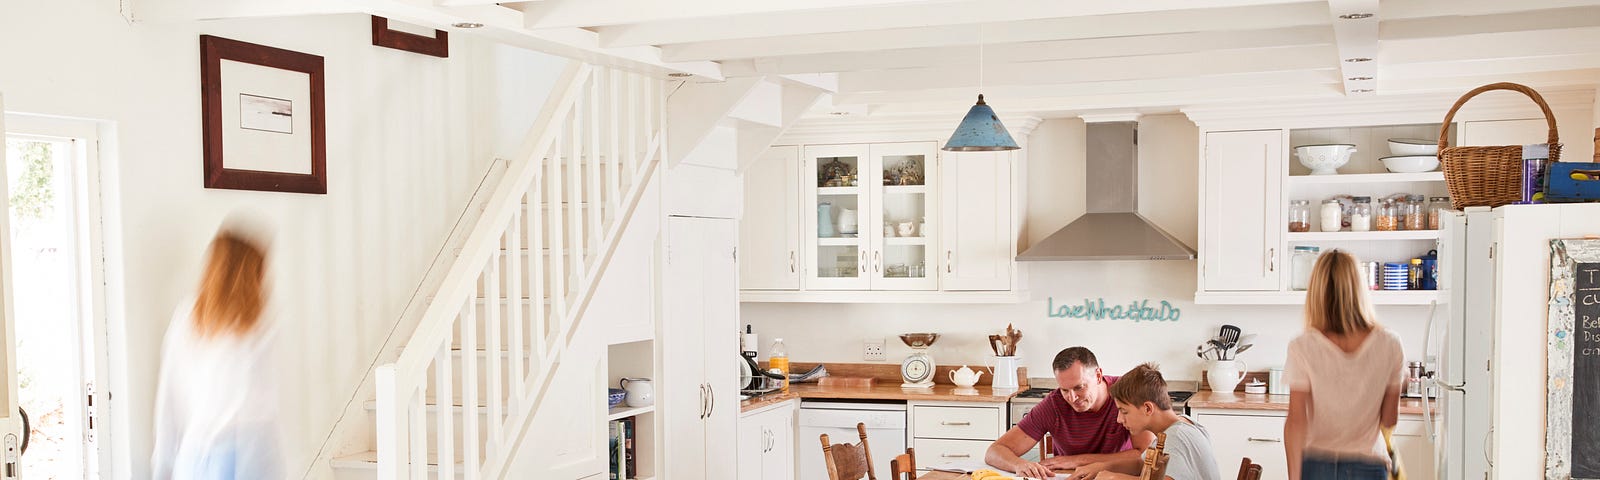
1108,362,1171,411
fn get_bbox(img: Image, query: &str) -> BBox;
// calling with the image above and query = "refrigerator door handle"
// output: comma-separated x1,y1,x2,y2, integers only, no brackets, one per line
1434,377,1467,392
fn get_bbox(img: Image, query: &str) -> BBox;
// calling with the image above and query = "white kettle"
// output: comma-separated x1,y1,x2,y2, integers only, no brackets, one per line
948,365,984,387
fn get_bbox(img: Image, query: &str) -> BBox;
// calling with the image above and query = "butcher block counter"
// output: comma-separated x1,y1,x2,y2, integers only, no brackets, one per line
1188,391,1436,415
740,362,1027,412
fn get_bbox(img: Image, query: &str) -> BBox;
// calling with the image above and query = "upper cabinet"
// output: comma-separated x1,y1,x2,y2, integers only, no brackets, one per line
803,142,939,291
941,150,1014,291
1200,130,1283,293
741,146,801,290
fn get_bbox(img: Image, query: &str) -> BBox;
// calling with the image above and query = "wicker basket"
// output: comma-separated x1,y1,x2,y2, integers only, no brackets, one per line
1438,82,1563,209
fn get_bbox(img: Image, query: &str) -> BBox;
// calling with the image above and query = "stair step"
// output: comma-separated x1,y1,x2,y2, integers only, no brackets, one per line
363,400,491,414
331,451,465,475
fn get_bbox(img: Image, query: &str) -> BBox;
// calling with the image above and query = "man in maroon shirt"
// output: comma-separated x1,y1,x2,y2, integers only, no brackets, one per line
984,347,1155,479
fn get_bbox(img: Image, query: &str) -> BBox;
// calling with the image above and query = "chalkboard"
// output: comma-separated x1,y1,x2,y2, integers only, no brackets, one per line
1549,239,1600,480
1573,263,1600,478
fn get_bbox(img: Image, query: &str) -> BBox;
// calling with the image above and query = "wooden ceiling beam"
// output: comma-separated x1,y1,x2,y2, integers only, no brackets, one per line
656,2,1330,62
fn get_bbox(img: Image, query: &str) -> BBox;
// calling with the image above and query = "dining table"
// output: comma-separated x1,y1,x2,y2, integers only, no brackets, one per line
916,470,1073,479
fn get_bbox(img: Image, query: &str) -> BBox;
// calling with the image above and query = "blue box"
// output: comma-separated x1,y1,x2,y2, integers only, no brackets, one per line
1544,162,1600,203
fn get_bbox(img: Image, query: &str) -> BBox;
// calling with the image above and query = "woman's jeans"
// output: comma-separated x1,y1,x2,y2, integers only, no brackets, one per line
1302,457,1389,480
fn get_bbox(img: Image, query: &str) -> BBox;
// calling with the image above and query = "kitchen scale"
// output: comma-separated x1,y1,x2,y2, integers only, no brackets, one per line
899,333,940,388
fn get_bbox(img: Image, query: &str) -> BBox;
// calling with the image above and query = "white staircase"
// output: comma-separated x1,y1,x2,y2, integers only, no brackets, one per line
328,60,667,480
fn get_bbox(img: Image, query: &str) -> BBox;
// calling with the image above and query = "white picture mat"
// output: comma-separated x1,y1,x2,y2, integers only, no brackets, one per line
219,59,313,175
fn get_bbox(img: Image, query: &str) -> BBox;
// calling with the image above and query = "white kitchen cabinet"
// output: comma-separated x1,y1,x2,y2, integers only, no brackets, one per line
908,401,1007,473
803,142,939,291
1200,130,1283,292
804,144,872,290
940,150,1014,291
1193,409,1435,480
739,400,796,480
663,216,739,479
741,146,801,290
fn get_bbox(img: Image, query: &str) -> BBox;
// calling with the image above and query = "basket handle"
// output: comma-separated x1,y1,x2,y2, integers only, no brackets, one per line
1437,82,1559,150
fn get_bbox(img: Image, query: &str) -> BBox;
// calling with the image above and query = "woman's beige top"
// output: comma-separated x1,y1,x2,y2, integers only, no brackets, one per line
1285,327,1404,463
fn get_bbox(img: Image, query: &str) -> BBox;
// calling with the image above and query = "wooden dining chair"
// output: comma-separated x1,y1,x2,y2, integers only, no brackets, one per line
1138,432,1170,480
888,447,917,480
820,422,878,480
1235,457,1263,480
1038,432,1053,460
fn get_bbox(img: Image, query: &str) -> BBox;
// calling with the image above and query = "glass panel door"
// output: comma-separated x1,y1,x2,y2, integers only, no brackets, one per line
868,142,938,290
803,145,870,290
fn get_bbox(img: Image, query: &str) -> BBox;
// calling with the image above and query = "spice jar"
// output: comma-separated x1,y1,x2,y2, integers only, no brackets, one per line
1427,196,1450,230
1350,196,1373,232
1288,200,1311,232
1375,200,1399,231
1320,199,1343,232
1403,194,1426,230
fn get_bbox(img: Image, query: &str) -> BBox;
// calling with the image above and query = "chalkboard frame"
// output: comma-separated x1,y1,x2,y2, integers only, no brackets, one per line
1548,239,1600,480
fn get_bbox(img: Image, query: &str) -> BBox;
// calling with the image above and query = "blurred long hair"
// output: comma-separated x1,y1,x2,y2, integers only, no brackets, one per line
1303,249,1377,336
191,229,267,337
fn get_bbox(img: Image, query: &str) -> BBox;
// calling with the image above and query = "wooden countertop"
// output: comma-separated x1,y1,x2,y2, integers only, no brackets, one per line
741,383,1022,412
1187,391,1436,415
739,391,800,413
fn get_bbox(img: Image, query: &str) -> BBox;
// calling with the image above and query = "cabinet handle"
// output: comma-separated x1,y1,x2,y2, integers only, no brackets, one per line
1265,248,1276,273
860,251,867,273
874,251,881,273
699,384,708,419
1246,437,1283,443
946,250,953,274
708,383,716,417
940,421,972,426
789,251,796,273
941,454,972,458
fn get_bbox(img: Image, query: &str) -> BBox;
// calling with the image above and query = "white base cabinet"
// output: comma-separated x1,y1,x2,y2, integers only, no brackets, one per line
908,401,1007,474
663,216,740,479
1192,409,1435,480
739,400,797,480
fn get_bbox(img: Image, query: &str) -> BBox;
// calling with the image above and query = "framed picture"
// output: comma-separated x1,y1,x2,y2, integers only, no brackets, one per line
200,35,326,194
371,16,449,58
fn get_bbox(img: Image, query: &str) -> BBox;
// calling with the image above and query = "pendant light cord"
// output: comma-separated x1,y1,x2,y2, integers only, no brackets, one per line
979,23,985,93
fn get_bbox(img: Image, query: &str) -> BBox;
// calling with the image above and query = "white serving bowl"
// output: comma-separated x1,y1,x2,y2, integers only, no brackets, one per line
1387,138,1439,156
1294,144,1357,175
1380,155,1440,173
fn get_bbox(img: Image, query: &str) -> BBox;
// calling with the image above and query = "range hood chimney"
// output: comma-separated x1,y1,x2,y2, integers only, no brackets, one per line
1017,121,1196,261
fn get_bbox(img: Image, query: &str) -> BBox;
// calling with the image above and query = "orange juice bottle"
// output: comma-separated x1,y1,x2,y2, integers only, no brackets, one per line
769,338,789,392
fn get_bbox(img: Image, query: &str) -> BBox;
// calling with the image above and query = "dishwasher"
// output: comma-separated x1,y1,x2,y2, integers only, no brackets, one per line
797,400,907,480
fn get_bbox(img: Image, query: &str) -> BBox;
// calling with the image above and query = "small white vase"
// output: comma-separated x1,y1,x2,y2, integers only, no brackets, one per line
1206,360,1248,393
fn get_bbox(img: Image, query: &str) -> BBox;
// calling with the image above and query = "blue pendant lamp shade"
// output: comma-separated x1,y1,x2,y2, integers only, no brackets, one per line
942,94,1019,151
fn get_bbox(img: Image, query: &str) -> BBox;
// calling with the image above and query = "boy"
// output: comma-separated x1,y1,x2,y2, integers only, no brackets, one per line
1090,363,1221,480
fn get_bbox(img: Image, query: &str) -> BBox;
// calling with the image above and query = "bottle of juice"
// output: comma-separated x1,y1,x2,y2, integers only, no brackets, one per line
769,338,789,392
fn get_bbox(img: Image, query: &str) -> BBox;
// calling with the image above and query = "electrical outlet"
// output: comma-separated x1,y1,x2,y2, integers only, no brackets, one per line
864,338,887,361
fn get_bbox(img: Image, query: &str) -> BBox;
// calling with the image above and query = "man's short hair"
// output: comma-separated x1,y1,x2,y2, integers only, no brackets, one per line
1051,347,1099,372
1108,362,1172,411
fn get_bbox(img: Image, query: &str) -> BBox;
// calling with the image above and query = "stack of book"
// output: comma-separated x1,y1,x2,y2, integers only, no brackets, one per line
609,417,636,479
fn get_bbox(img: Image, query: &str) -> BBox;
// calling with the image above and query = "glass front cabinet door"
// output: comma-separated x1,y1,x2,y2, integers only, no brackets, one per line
805,144,871,290
803,142,939,291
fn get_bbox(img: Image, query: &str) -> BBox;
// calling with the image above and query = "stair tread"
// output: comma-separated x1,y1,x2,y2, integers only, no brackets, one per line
363,399,490,412
331,451,466,470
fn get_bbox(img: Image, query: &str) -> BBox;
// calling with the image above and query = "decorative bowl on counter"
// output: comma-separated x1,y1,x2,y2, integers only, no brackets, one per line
1293,144,1357,175
1381,155,1441,173
1387,138,1439,156
608,388,627,409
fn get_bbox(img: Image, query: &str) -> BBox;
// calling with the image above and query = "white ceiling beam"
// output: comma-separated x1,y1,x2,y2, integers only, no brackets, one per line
1381,26,1600,65
657,2,1330,62
1382,5,1600,40
857,84,1344,117
597,0,1312,48
1326,0,1380,97
129,0,356,22
1379,69,1600,95
517,0,953,29
836,45,1336,94
717,26,1332,77
1382,53,1600,79
832,70,1342,106
1383,0,1600,20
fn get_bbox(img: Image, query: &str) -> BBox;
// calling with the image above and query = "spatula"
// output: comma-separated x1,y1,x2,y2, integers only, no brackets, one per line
1219,325,1242,350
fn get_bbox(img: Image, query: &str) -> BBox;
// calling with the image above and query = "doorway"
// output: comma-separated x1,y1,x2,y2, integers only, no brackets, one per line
3,116,110,480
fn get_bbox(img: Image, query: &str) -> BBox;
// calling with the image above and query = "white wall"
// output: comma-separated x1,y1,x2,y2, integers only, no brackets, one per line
742,114,1432,382
0,3,566,478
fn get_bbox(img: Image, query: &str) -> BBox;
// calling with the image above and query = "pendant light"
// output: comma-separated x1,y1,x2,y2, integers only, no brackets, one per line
943,26,1019,152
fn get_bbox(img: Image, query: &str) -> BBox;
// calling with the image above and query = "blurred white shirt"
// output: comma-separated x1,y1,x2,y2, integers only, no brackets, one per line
152,300,283,480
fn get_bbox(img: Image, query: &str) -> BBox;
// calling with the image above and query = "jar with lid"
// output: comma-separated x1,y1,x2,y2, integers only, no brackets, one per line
1350,196,1373,232
1375,200,1399,231
1320,199,1343,232
1427,196,1450,230
1402,194,1427,230
1291,246,1322,290
1408,258,1425,290
1288,200,1311,232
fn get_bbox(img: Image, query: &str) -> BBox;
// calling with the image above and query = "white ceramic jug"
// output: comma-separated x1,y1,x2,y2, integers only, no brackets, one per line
948,365,984,387
621,377,654,407
1206,360,1248,393
988,356,1021,390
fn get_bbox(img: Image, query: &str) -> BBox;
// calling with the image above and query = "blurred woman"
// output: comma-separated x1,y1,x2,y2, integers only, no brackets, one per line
1284,249,1403,480
152,226,282,480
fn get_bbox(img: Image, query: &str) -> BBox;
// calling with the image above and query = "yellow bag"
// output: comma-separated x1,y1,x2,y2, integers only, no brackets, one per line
1382,426,1407,480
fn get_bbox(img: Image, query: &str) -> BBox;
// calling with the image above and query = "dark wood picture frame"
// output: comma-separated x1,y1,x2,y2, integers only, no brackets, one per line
371,16,449,58
200,35,327,194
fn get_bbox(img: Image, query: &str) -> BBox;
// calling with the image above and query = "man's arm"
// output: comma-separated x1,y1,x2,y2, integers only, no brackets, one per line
985,427,1054,478
1045,430,1153,469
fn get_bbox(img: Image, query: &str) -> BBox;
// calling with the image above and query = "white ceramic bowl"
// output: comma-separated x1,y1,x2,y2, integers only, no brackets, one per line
1294,144,1357,175
1381,155,1440,173
1387,138,1439,156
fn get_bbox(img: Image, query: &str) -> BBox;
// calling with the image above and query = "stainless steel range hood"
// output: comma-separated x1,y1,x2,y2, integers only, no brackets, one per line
1017,122,1196,261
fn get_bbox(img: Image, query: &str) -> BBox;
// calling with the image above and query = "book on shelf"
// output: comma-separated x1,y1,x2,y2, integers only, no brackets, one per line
609,421,621,480
623,416,637,478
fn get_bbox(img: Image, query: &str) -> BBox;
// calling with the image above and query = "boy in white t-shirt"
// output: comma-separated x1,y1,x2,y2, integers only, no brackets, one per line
1081,363,1221,480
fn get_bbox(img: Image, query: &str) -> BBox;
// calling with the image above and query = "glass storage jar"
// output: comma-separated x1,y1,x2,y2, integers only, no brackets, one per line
1291,246,1321,291
1402,194,1426,230
1427,196,1450,230
1288,200,1311,232
1375,200,1399,231
1350,196,1373,232
1320,199,1343,232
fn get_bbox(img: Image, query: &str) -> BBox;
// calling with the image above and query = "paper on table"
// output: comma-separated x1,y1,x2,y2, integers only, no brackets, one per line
922,460,1068,479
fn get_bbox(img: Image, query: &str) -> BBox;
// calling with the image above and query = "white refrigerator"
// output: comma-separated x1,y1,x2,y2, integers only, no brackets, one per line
1436,204,1600,480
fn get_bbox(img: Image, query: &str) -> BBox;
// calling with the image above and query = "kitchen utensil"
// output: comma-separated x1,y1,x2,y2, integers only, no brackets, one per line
1232,344,1253,358
621,377,654,407
1206,360,1248,393
740,353,786,391
1380,155,1441,173
1219,325,1242,350
949,365,984,387
989,335,1004,356
1387,138,1440,156
1294,144,1357,175
1195,345,1209,359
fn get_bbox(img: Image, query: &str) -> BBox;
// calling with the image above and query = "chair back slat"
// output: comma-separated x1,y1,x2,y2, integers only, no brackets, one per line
819,424,878,480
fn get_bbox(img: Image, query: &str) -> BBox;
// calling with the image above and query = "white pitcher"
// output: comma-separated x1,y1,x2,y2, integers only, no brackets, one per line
1206,360,1248,393
988,356,1021,390
948,365,984,387
621,377,654,407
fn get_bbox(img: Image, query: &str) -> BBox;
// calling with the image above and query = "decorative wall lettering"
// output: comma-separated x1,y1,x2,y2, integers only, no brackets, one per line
1045,297,1181,322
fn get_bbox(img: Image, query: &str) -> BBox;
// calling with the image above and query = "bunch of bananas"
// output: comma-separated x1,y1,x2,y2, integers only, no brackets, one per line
969,469,1019,480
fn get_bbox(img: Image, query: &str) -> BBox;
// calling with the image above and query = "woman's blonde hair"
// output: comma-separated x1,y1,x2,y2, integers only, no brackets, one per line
192,229,267,337
1304,249,1377,335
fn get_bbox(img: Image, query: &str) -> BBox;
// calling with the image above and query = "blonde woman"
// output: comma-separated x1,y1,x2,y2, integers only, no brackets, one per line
152,226,283,480
1284,249,1403,480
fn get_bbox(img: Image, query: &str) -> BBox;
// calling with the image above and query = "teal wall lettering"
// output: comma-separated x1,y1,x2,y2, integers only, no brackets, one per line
1046,297,1181,322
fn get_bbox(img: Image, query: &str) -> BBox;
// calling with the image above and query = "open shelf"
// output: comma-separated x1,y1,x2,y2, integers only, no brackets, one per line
883,237,927,245
1195,290,1444,305
882,185,927,194
607,405,655,421
1287,230,1440,241
817,237,861,246
817,186,861,195
1287,172,1444,185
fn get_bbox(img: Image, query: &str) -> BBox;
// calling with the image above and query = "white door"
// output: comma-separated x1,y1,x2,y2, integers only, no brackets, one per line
761,406,793,480
868,142,938,291
0,94,23,480
1202,130,1283,292
940,150,1012,291
737,415,763,480
740,146,800,290
663,216,709,479
700,216,739,480
804,145,871,290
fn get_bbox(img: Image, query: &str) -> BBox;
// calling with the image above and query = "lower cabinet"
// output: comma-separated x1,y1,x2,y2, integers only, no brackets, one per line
739,400,797,480
1193,409,1434,480
909,401,1008,473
